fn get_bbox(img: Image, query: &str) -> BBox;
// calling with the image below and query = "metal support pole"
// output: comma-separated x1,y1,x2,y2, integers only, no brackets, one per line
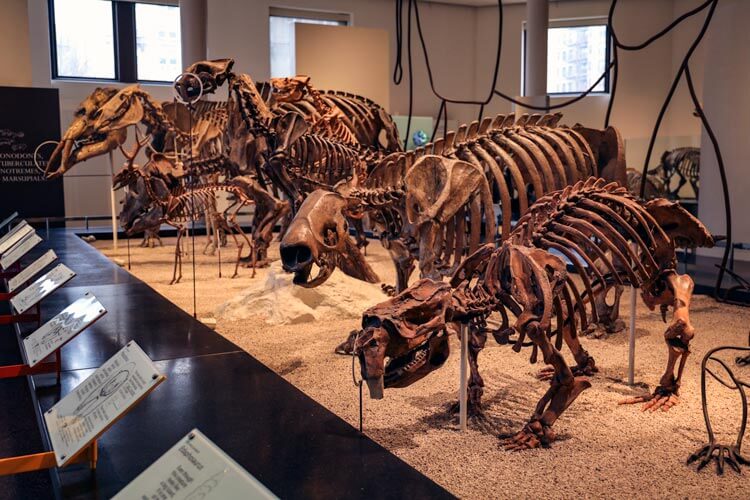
459,322,468,431
627,240,638,386
108,151,118,250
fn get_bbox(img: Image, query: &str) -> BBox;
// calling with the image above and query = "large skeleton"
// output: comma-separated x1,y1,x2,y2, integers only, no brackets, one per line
281,113,627,330
353,178,714,449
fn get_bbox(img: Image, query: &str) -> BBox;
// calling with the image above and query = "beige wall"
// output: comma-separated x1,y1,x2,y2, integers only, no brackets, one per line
296,24,390,109
698,0,750,259
207,0,479,124
0,0,32,86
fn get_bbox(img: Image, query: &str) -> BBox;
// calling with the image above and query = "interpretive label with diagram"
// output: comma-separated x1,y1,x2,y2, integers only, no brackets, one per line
44,341,165,467
7,249,57,292
0,221,32,256
1,232,41,269
10,263,75,314
23,293,106,367
113,429,277,500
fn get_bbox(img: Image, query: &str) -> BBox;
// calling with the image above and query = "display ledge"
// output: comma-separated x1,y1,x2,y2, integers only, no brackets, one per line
4,229,451,499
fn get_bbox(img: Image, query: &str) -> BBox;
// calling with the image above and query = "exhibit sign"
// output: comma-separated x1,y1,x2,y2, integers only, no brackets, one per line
10,263,76,314
7,249,57,292
0,232,42,270
22,293,106,367
0,211,19,231
113,429,277,500
0,221,32,256
45,341,165,467
0,86,64,220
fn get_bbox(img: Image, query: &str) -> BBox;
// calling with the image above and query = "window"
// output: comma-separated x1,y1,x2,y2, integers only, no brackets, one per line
135,3,182,81
523,21,609,95
51,0,115,79
49,0,181,83
269,8,350,78
547,25,608,94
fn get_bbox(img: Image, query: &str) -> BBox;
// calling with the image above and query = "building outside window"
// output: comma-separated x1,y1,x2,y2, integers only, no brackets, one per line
269,7,350,79
546,24,608,94
49,0,181,83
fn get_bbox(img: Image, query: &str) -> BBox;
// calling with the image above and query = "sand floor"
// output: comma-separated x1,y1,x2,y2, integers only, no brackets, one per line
93,236,750,499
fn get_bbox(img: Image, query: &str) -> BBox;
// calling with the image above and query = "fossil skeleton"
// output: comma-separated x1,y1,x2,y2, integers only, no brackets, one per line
281,113,628,334
119,172,259,283
352,178,713,449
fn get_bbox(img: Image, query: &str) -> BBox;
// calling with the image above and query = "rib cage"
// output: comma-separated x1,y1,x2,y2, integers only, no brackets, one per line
165,184,250,224
452,178,675,335
360,113,604,260
283,133,365,192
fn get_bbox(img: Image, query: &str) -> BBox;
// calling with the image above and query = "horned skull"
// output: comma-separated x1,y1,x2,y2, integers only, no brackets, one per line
280,189,378,287
46,87,126,178
354,279,453,399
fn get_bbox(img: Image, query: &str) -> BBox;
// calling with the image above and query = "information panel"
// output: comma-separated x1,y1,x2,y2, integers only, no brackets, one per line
113,429,277,500
0,232,42,269
45,341,165,467
0,86,64,221
10,263,75,314
7,249,57,292
0,221,32,256
23,294,106,367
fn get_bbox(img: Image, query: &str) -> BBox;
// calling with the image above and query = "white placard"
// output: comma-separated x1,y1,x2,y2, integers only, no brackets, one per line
1,232,42,270
10,263,76,314
45,341,165,467
0,212,19,231
7,249,57,293
22,294,106,367
0,222,32,256
113,429,277,500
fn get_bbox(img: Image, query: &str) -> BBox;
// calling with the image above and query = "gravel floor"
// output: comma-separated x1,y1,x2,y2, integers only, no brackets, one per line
94,235,750,499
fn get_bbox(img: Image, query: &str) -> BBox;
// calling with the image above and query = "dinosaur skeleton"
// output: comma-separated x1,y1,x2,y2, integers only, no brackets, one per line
352,178,713,449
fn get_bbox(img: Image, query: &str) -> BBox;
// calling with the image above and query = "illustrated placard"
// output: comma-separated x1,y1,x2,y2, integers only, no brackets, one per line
10,263,75,314
44,341,165,467
0,221,32,256
1,232,42,269
22,294,106,367
113,429,277,500
7,249,57,292
0,212,19,231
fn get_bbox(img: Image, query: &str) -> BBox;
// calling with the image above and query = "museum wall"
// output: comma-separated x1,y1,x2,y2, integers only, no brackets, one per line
698,0,750,259
0,0,33,87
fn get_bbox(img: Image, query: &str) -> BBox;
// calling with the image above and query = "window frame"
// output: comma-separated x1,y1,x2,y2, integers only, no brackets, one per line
522,17,612,97
48,0,181,84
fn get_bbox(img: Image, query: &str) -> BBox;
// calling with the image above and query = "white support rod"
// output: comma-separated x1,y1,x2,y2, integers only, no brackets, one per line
628,285,637,385
459,323,468,431
108,151,118,250
628,242,638,385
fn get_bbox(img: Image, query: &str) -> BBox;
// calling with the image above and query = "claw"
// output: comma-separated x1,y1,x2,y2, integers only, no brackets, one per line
619,390,679,412
687,443,750,475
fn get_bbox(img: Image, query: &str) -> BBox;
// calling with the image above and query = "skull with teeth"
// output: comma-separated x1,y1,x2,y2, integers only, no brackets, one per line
353,279,453,399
